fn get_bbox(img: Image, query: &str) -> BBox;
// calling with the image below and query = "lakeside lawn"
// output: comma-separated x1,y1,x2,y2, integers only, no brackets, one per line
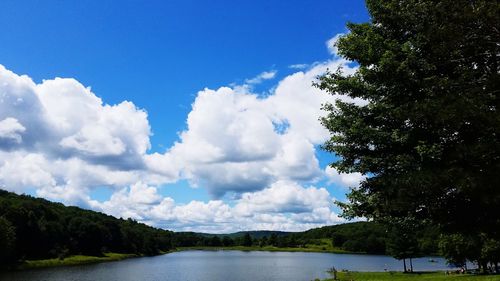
324,272,500,281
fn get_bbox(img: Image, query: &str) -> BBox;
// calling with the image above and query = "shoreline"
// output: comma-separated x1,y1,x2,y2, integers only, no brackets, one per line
9,251,174,271
3,251,498,281
176,245,357,254
7,247,444,271
14,253,140,270
8,250,498,281
5,246,360,270
323,271,500,281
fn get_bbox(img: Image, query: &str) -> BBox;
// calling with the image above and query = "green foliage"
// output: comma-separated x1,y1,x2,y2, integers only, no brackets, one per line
242,233,253,247
385,219,421,272
439,233,500,272
317,0,500,270
300,222,387,254
171,222,432,255
222,236,234,247
269,233,278,246
480,238,500,268
318,0,500,226
209,236,222,247
19,253,136,269
439,233,477,269
0,216,16,263
0,189,173,263
257,222,436,255
0,189,441,266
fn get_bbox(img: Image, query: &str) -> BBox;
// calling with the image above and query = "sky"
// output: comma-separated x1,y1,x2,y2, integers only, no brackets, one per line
0,0,370,233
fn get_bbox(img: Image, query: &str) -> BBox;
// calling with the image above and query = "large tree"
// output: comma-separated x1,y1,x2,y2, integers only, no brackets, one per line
386,218,420,272
317,0,499,236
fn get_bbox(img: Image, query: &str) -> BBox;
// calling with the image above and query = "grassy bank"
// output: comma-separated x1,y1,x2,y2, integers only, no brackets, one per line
11,243,349,270
324,272,500,281
177,244,352,254
177,237,357,254
17,252,139,269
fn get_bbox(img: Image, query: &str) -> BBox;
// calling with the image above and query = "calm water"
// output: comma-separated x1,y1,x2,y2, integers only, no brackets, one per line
0,250,454,281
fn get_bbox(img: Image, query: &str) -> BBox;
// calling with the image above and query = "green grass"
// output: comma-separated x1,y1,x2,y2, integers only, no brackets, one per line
18,253,138,269
323,272,500,281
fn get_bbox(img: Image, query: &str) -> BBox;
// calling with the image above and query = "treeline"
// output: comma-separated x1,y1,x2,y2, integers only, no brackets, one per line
0,190,174,264
0,189,441,266
176,232,301,248
184,222,439,256
284,221,438,255
297,222,388,253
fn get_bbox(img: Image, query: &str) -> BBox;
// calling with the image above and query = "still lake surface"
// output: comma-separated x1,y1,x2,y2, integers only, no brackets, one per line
1,250,454,281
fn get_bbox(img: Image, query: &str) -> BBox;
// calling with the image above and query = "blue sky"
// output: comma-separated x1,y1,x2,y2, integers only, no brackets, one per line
0,1,369,232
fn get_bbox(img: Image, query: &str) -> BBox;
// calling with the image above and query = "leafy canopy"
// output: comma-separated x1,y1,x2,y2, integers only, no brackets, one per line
317,0,500,235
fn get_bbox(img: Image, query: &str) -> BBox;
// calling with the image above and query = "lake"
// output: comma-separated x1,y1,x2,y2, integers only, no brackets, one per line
0,250,454,281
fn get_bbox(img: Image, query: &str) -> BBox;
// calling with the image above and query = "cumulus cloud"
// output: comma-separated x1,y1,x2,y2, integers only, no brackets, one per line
0,117,26,145
160,53,359,197
234,181,332,216
93,180,344,232
37,78,152,168
0,152,55,192
0,34,364,232
0,64,172,204
325,166,365,188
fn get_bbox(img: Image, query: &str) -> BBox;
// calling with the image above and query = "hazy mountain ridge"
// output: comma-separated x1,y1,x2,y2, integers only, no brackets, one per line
195,230,293,239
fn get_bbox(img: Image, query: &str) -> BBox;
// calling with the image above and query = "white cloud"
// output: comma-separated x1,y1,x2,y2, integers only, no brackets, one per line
0,64,173,205
245,70,277,85
0,152,55,192
156,52,359,197
0,117,26,144
288,64,309,70
93,180,344,232
0,33,359,232
35,77,152,167
90,182,162,220
325,166,365,188
326,33,344,56
233,181,331,216
60,125,127,156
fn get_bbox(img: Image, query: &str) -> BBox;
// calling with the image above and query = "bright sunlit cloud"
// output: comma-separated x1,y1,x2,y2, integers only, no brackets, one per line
0,35,362,232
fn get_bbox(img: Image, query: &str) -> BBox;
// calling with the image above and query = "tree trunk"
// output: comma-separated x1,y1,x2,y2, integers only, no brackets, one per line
403,258,407,272
481,262,488,273
409,258,413,272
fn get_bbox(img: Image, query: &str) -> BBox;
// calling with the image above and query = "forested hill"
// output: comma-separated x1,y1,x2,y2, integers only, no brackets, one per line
0,189,439,265
0,189,174,264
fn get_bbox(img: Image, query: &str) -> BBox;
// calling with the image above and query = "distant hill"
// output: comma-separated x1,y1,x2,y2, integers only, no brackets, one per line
197,222,385,240
197,230,292,239
196,221,438,255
